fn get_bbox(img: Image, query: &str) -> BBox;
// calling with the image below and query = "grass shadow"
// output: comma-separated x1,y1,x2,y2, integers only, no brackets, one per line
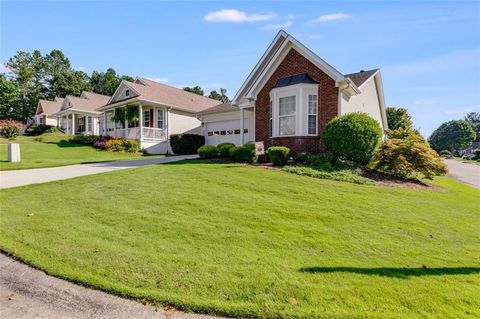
47,141,88,148
299,266,480,278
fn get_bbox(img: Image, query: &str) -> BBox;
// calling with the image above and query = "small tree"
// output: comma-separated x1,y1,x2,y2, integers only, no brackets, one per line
322,112,383,165
428,120,476,152
386,107,413,131
183,86,204,96
374,130,447,179
111,107,127,128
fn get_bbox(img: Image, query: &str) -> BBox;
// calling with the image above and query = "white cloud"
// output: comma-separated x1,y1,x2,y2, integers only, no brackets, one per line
0,63,13,74
204,9,275,23
261,20,292,31
145,77,169,83
74,66,86,72
413,99,438,105
295,33,323,40
315,13,350,22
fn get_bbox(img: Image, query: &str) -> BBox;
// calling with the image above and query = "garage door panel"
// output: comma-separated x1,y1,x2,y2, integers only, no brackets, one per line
206,120,242,145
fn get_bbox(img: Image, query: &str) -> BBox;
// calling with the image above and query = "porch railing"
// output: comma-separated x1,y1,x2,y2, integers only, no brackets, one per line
114,127,166,141
142,127,166,141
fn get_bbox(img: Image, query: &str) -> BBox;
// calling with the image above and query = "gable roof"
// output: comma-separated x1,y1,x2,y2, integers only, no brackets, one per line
197,103,239,116
56,92,110,114
274,73,319,88
345,69,379,88
36,98,64,116
233,30,354,104
103,77,221,113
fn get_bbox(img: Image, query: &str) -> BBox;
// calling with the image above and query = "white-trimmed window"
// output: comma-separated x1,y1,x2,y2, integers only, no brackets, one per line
143,110,150,127
308,95,317,135
125,89,130,97
78,117,85,132
278,96,296,136
87,116,92,132
269,100,273,137
157,108,164,129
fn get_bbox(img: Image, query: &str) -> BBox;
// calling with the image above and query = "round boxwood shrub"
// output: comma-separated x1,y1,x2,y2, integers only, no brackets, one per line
229,143,258,163
217,142,235,157
266,146,290,166
170,134,205,154
439,150,452,158
197,145,219,159
322,112,382,165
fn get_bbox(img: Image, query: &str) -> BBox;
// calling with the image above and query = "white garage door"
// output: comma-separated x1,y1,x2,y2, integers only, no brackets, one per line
205,120,245,145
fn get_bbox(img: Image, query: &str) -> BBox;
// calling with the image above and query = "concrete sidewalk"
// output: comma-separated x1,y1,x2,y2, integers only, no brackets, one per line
0,253,223,319
0,155,198,189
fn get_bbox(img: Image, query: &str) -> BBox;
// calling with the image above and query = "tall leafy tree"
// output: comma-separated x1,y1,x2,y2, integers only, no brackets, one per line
428,120,477,152
465,112,480,142
90,68,134,96
0,74,22,121
50,70,92,97
386,107,413,130
183,86,204,96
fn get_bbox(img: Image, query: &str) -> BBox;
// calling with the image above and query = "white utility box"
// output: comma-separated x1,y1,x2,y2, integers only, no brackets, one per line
8,143,20,162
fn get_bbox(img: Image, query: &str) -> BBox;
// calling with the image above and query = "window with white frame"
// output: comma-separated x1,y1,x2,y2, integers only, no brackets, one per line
143,110,150,127
125,89,130,97
278,96,296,136
78,117,85,132
308,95,317,135
87,116,92,132
269,100,273,137
157,108,164,129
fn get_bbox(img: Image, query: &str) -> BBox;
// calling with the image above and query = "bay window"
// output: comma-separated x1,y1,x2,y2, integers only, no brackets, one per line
278,96,296,136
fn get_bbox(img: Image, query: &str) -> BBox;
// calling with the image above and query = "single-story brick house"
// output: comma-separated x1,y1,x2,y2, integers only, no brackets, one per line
197,30,387,154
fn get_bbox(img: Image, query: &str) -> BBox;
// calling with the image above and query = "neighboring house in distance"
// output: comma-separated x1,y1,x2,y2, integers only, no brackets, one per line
97,77,221,154
34,97,64,126
54,92,110,135
198,30,387,154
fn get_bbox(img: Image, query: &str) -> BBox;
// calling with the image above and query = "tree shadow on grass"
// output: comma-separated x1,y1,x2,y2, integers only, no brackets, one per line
299,267,480,278
47,141,87,148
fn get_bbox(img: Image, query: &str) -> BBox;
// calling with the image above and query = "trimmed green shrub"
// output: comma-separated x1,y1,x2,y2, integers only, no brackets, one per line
373,129,448,179
266,146,290,166
197,145,219,159
473,149,480,160
0,119,22,139
322,112,383,165
105,139,124,152
123,140,140,153
170,134,205,155
229,144,258,163
217,142,235,157
69,134,99,145
27,124,62,136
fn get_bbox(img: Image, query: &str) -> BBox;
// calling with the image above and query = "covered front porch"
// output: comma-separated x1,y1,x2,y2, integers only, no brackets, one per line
101,103,170,153
57,111,100,135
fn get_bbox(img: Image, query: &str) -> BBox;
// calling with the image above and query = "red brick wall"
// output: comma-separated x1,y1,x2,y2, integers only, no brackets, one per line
255,48,339,155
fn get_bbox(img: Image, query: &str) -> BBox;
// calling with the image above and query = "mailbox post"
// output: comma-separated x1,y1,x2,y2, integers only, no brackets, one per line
8,143,20,162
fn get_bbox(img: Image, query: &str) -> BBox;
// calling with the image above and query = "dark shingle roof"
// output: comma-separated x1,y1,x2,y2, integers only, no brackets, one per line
344,69,379,87
197,103,239,115
274,73,319,88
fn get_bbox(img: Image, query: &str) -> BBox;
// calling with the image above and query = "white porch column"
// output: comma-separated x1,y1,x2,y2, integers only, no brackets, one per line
113,110,117,137
66,115,70,134
71,113,75,135
240,107,245,145
138,103,143,141
103,112,107,135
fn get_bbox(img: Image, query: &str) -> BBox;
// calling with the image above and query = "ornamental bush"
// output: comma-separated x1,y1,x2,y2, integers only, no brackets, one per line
27,124,62,136
105,138,124,152
322,112,383,165
123,139,140,153
217,142,235,157
0,119,22,139
70,134,100,145
170,134,205,155
373,129,448,180
439,150,452,158
197,145,219,158
266,146,290,166
229,143,258,163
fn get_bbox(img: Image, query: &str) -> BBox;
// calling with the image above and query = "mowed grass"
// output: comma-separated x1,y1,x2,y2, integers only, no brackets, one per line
0,135,160,170
0,161,479,318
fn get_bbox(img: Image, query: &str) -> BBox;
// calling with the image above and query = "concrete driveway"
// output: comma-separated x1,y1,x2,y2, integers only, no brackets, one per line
0,154,198,189
445,159,480,189
0,253,223,319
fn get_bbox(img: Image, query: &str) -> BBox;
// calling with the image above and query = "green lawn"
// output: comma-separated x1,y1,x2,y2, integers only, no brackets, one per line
0,161,479,318
0,135,161,170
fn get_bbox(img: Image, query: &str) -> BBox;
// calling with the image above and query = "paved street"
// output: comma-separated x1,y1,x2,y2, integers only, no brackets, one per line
444,159,480,189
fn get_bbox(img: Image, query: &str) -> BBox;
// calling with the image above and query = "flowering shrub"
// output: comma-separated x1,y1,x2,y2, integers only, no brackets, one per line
92,136,113,150
99,137,140,153
0,119,23,139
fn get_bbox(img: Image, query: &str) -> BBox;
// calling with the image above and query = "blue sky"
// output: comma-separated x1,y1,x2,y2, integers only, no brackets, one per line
1,1,479,136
